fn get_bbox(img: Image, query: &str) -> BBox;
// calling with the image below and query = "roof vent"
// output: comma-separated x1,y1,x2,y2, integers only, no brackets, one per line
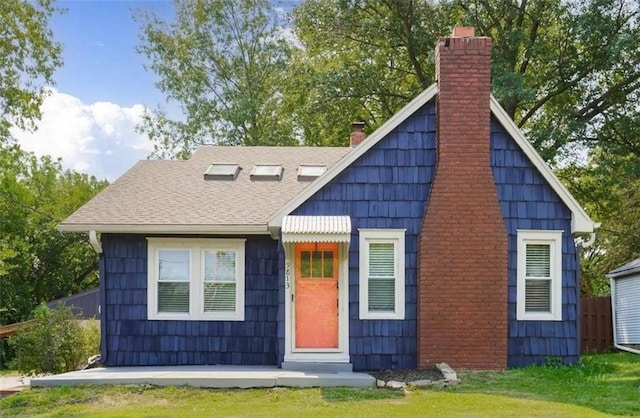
250,164,283,181
297,165,327,181
204,163,240,180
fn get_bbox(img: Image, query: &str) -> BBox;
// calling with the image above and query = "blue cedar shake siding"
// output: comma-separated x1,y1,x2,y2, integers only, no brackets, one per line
490,118,579,367
99,234,280,366
287,102,437,371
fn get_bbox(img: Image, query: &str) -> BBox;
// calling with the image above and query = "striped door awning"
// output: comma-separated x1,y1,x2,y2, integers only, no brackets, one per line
281,216,351,243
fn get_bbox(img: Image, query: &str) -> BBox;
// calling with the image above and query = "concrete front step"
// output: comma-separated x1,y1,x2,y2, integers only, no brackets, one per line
281,361,353,373
31,365,375,389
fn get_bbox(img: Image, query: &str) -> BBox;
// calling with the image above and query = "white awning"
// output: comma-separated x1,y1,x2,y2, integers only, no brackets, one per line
281,216,351,243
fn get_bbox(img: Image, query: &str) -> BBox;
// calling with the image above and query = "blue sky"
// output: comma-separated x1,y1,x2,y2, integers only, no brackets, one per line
12,0,296,181
51,0,175,107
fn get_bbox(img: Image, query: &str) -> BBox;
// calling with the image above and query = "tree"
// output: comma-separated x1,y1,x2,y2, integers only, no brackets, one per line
287,0,454,145
0,0,63,142
136,0,297,158
559,148,640,295
0,144,108,327
290,0,640,160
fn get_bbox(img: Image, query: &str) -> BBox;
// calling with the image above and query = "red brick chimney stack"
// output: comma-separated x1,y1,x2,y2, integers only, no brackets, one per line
350,122,366,147
418,27,508,370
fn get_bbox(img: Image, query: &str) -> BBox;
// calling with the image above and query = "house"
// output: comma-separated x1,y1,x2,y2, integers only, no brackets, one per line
607,257,640,354
59,27,596,371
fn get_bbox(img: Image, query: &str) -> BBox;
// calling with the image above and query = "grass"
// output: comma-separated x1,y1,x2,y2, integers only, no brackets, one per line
1,352,637,417
451,352,640,416
0,368,19,377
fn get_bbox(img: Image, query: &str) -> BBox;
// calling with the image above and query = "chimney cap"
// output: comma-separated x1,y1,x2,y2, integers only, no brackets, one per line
351,121,365,130
451,27,475,37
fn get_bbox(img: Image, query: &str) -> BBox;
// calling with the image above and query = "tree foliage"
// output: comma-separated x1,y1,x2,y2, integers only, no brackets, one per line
136,0,296,158
559,149,640,295
8,304,100,374
290,0,640,160
0,0,63,141
0,144,108,327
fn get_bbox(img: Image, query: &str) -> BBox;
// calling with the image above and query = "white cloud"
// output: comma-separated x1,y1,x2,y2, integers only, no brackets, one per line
10,88,153,181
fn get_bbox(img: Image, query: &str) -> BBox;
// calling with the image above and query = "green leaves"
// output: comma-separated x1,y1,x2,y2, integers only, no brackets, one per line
8,304,100,374
0,144,107,329
136,0,296,157
0,0,62,141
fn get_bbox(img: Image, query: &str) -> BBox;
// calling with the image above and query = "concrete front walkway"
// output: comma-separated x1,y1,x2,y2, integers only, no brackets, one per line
31,365,375,389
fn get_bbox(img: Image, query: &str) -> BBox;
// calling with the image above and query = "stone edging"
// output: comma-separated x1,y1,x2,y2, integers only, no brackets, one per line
375,362,461,390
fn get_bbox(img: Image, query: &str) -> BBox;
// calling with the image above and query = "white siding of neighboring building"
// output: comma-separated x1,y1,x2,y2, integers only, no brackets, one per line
613,275,640,344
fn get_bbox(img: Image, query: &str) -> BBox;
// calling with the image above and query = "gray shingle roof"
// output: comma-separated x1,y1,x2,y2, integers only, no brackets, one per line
607,257,640,279
59,146,351,233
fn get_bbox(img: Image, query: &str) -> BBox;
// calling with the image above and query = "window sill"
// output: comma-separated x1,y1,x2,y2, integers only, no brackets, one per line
148,313,244,321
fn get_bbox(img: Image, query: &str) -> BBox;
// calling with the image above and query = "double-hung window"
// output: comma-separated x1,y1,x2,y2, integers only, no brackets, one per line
147,238,245,321
517,230,562,321
359,229,405,320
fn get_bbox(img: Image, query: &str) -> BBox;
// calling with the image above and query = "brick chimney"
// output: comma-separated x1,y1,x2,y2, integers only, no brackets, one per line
418,28,508,369
350,122,366,147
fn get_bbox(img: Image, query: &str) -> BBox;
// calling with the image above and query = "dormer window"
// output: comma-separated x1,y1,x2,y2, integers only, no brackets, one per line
297,165,327,181
204,163,240,180
250,164,283,181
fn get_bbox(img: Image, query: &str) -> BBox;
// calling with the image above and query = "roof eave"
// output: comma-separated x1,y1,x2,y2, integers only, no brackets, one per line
57,223,271,235
607,267,640,279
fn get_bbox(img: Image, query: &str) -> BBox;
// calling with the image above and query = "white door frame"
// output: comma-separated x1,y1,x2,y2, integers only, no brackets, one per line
283,242,350,363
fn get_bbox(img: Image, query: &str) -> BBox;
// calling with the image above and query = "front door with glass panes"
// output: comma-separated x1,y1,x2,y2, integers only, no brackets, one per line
294,243,339,349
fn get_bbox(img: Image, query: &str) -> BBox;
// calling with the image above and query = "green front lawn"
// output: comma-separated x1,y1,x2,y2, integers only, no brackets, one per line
451,352,640,416
1,352,637,417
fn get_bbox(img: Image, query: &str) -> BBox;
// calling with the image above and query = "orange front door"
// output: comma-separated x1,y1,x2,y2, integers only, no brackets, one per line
295,243,339,349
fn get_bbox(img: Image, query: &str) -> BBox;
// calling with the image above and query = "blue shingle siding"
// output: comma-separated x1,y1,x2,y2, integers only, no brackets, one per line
100,234,280,366
491,118,579,367
287,102,437,371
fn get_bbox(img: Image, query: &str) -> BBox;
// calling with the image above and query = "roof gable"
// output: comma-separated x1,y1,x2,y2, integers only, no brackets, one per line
607,257,640,279
268,84,595,235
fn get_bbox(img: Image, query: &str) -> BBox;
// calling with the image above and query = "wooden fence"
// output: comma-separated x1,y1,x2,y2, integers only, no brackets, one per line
581,296,613,353
0,319,37,339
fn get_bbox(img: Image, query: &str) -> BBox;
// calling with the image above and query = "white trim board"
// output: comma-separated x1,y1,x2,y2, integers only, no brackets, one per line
58,223,271,235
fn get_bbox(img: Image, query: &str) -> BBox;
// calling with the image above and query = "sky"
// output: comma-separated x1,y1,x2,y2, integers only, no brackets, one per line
10,0,296,182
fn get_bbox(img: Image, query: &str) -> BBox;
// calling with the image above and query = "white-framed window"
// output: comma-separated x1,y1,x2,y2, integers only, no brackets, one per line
359,229,406,320
517,230,562,321
147,238,245,321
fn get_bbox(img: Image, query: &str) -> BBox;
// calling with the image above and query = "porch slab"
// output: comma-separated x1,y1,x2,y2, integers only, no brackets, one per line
30,365,375,389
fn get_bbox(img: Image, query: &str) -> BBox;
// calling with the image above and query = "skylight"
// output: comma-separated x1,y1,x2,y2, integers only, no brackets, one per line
297,165,327,181
204,163,240,180
250,164,283,181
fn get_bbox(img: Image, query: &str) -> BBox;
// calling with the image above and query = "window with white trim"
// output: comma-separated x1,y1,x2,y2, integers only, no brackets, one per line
359,229,405,319
517,230,562,321
147,238,245,321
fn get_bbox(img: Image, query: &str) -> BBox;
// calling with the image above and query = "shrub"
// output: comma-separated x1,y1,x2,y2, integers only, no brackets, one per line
8,304,100,374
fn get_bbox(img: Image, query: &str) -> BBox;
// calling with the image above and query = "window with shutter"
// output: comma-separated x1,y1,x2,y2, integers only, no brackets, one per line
359,229,406,320
517,230,562,321
147,238,245,321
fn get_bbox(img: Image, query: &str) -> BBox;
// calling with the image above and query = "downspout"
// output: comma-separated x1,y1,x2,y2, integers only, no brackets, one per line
88,231,109,365
609,276,640,355
575,227,598,360
89,230,103,254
